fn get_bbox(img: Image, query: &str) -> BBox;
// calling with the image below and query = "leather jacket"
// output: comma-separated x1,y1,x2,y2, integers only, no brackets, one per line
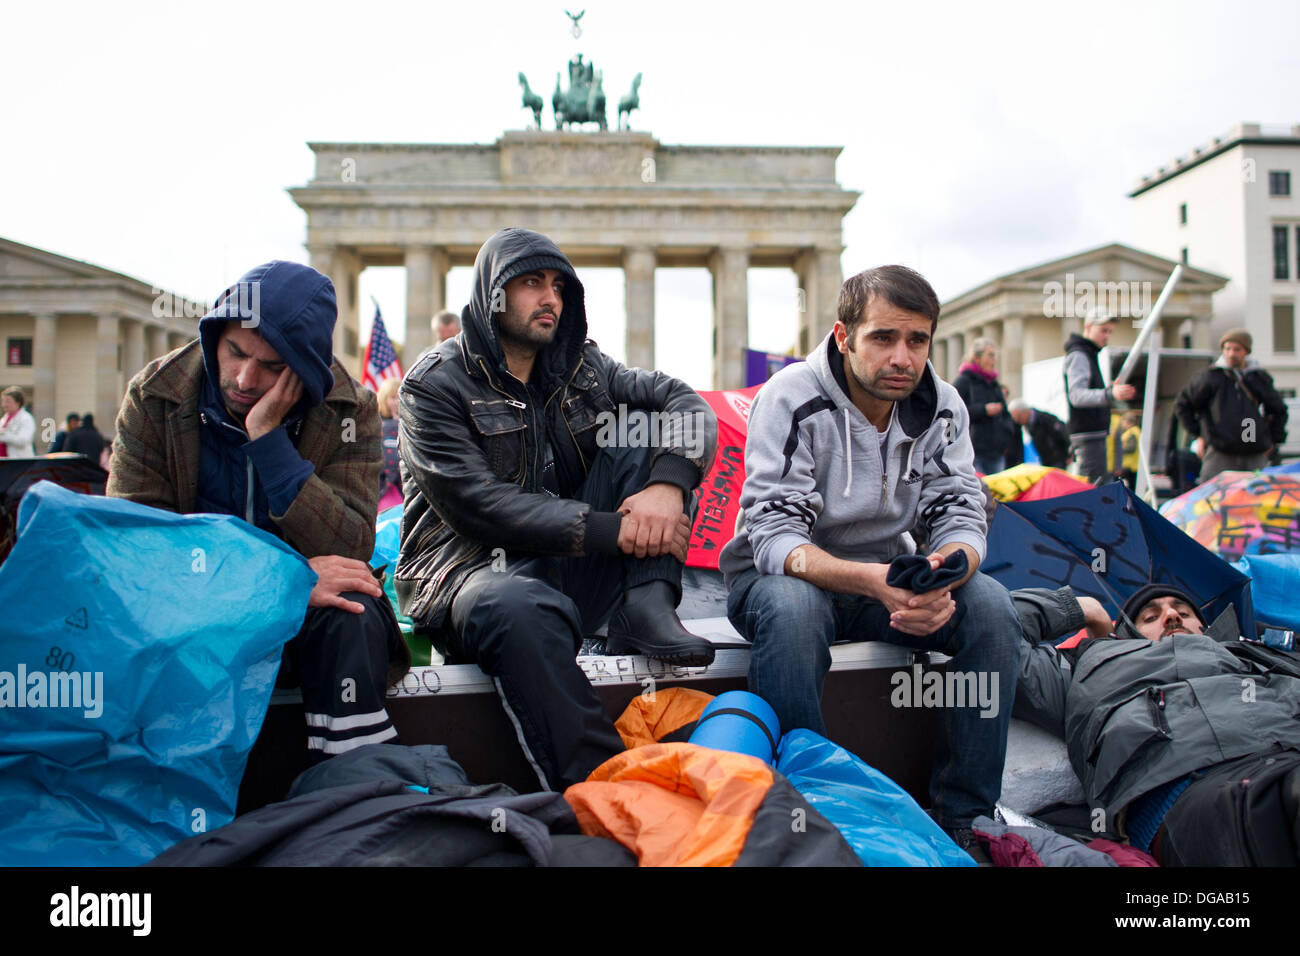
395,228,716,632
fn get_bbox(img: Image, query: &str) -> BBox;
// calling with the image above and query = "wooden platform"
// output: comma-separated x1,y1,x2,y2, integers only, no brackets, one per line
237,625,947,814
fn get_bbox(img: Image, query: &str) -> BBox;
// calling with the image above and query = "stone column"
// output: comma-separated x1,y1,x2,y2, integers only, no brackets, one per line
145,325,167,363
32,313,57,452
310,245,343,361
335,248,361,377
403,245,449,366
949,332,965,382
930,338,949,382
795,247,844,356
710,247,749,389
1001,316,1025,399
1190,312,1213,351
96,314,121,434
623,246,656,369
122,318,146,384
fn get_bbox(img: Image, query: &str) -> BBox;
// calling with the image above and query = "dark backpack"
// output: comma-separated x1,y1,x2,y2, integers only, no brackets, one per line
1205,373,1269,455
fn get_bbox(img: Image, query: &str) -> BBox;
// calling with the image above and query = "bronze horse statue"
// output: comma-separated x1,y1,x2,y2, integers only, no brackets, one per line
618,72,642,130
518,73,543,128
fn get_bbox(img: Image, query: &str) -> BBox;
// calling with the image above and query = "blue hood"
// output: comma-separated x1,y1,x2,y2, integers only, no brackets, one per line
199,261,337,410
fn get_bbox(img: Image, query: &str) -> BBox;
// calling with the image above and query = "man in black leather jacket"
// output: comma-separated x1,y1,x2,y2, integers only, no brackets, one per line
396,228,717,791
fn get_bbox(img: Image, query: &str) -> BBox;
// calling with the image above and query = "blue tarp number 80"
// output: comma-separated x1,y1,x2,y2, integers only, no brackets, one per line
0,482,316,866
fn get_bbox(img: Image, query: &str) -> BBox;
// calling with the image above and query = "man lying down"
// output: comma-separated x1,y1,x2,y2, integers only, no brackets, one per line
1012,583,1300,866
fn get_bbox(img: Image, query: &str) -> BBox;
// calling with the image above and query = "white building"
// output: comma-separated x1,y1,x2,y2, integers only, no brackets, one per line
1131,122,1300,393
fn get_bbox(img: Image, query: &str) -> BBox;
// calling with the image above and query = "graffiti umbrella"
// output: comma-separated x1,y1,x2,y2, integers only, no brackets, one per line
984,482,1254,634
1158,469,1300,562
687,384,761,570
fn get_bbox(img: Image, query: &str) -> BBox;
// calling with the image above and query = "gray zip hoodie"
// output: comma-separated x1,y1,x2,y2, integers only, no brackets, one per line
719,332,989,589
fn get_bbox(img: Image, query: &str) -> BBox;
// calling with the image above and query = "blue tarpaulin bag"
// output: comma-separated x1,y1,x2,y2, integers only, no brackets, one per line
775,729,976,867
0,481,316,865
1233,553,1300,630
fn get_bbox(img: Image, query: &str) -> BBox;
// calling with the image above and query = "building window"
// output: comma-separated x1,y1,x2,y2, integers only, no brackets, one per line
6,338,32,366
1179,203,1187,225
1276,226,1291,280
1275,302,1296,353
1180,247,1189,264
1270,171,1292,196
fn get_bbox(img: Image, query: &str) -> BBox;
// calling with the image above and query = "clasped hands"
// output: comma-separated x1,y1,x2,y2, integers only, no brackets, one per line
615,482,690,562
863,553,957,637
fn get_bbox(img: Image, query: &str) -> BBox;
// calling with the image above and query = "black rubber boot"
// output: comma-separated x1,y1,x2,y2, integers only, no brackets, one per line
605,580,716,666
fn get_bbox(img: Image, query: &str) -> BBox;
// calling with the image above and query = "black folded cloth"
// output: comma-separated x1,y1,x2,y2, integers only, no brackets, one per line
885,550,969,593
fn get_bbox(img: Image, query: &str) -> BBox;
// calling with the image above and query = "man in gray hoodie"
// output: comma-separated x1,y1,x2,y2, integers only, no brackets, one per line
720,265,1021,838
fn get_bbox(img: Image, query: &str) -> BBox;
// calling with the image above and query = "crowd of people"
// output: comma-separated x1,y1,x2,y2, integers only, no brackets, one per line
9,226,1299,868
0,390,111,470
949,312,1289,492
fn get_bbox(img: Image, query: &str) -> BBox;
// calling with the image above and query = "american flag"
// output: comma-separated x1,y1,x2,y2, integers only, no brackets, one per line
362,301,403,391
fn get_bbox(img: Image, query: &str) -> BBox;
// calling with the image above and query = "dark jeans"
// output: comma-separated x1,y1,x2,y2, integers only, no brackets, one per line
277,590,410,763
973,453,1006,475
448,444,685,792
727,567,1021,828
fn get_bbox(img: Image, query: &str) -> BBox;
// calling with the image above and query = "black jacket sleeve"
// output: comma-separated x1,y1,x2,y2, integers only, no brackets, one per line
596,348,718,495
1247,368,1289,446
956,374,991,423
1174,369,1213,439
1010,587,1087,738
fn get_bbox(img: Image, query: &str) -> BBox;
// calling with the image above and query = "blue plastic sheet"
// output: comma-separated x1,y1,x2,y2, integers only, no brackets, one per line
776,729,976,867
1233,553,1300,630
371,502,403,570
0,481,316,865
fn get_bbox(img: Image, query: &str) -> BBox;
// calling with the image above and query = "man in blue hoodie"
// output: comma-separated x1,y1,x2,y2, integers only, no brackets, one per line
108,261,408,761
720,265,1021,844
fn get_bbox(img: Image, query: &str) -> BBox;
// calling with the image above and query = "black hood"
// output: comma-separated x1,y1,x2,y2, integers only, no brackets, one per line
461,228,587,385
1064,332,1098,356
199,260,337,412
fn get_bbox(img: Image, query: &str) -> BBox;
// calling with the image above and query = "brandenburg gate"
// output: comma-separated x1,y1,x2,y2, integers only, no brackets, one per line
290,130,857,389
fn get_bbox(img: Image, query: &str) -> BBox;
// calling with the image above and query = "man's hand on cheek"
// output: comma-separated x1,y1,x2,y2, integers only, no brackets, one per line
616,483,690,561
307,555,383,614
246,367,303,441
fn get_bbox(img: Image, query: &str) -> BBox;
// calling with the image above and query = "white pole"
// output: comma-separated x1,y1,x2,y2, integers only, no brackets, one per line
1115,264,1183,387
1136,327,1161,504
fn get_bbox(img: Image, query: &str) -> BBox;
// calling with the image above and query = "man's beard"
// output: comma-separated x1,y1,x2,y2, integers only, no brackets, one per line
219,380,261,422
846,356,918,402
497,304,558,352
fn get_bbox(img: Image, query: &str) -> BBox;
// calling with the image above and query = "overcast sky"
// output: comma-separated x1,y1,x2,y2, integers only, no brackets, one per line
3,0,1297,389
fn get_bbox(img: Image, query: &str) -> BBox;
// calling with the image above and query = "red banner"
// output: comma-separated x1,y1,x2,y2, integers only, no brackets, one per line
687,384,762,569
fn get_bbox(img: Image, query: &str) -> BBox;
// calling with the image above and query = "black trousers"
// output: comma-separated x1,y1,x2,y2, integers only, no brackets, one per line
448,444,685,792
1154,746,1300,866
278,590,410,763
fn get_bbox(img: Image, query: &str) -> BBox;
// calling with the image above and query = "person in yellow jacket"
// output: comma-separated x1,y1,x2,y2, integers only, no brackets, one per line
1119,412,1141,488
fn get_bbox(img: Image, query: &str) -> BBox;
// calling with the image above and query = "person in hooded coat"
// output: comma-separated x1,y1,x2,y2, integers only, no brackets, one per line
396,228,717,792
1175,328,1288,482
108,261,409,762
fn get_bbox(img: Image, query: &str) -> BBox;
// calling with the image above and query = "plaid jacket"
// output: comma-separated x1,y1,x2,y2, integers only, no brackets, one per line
107,339,381,560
